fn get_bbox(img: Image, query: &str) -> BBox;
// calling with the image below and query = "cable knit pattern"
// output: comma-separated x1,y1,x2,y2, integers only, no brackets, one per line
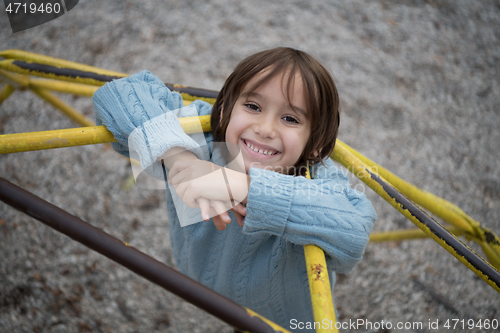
93,71,209,177
93,72,377,333
244,162,376,274
269,237,288,325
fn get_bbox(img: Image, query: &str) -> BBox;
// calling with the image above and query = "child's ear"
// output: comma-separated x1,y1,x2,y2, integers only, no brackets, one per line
313,148,322,158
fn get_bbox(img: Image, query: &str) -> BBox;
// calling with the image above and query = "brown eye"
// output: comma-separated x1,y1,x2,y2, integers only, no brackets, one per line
245,103,261,111
283,116,299,124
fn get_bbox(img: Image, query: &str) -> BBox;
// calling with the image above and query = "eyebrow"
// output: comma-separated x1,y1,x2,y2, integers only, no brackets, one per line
241,91,308,118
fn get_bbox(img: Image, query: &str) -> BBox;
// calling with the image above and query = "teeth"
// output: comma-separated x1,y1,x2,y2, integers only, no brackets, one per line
245,140,276,156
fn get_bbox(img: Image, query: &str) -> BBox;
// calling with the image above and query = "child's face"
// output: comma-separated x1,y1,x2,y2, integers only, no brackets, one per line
225,69,311,174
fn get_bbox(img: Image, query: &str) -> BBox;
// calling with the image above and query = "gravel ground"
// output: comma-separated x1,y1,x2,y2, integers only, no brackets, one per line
1,1,499,332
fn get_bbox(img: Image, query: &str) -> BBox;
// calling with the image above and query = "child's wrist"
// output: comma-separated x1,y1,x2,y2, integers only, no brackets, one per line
160,147,198,169
224,167,249,205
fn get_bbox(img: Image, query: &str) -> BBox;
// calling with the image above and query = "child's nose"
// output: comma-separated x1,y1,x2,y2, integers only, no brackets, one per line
253,117,276,139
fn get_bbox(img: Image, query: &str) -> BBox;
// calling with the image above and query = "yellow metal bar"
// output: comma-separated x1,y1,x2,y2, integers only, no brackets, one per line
0,59,111,87
1,67,190,129
339,141,476,234
28,79,195,106
304,246,337,333
338,140,500,269
0,83,15,105
176,114,211,133
30,86,95,127
0,126,116,154
244,308,291,333
0,126,115,153
0,59,217,105
331,143,500,293
0,68,102,129
179,92,217,105
0,68,30,88
0,116,212,154
0,49,128,77
2,99,499,288
370,226,464,242
29,78,99,97
304,169,337,333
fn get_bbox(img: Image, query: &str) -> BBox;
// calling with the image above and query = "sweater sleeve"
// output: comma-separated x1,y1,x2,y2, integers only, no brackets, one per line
242,158,377,273
92,70,213,179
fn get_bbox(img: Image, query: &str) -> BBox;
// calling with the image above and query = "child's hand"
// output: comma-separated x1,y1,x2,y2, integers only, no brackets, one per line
232,203,247,227
211,203,247,230
168,159,249,229
197,197,232,230
168,159,231,206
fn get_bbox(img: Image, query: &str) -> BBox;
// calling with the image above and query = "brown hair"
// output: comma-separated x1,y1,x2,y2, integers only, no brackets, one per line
211,47,340,170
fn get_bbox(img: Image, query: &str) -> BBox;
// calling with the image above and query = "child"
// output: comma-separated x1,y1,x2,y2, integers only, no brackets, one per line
93,47,377,332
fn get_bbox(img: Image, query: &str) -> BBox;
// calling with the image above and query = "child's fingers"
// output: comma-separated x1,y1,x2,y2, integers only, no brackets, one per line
197,198,211,221
211,201,231,231
211,215,227,230
232,203,247,217
233,210,245,227
228,203,246,227
211,200,231,218
198,199,232,230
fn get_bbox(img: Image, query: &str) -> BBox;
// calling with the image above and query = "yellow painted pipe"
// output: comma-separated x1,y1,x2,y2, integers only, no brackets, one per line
0,49,128,77
0,126,115,153
2,56,498,289
1,112,334,331
3,115,497,271
0,67,192,130
331,144,500,293
370,226,464,243
244,308,291,333
304,169,337,333
303,245,337,333
0,61,208,103
0,83,15,105
338,141,500,269
0,68,30,88
29,83,190,128
29,78,99,97
0,59,110,87
0,116,212,154
340,142,477,234
179,92,217,105
30,86,95,127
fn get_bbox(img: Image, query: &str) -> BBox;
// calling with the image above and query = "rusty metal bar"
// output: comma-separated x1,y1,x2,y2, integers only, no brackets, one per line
0,177,289,333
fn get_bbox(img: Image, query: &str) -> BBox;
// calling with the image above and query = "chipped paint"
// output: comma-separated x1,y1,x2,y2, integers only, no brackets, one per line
331,143,500,294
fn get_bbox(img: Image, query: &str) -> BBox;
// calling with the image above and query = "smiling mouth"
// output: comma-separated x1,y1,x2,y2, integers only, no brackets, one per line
243,139,280,156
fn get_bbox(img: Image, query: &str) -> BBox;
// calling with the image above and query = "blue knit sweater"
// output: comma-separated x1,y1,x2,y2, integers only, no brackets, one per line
93,71,377,332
